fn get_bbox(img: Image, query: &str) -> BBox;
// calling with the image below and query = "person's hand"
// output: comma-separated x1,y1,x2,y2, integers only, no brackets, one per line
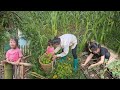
88,64,95,69
6,59,11,63
9,62,15,64
1,60,7,65
44,53,47,56
15,61,20,65
81,63,86,67
52,55,57,61
6,60,11,64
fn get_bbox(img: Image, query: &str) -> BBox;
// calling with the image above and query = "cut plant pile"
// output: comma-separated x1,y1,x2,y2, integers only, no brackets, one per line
80,55,111,79
40,54,52,64
53,62,73,79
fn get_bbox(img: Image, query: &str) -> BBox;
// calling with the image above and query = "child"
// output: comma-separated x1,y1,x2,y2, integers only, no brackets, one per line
6,37,23,64
5,37,23,78
45,39,55,56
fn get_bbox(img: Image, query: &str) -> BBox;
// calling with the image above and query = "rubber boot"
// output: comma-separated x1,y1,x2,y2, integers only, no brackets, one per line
73,58,78,72
59,56,67,63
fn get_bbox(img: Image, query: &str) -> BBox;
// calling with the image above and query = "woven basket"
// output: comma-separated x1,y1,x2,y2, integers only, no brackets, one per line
39,55,53,73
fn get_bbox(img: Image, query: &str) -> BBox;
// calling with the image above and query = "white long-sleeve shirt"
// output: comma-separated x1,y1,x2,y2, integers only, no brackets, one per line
54,34,77,57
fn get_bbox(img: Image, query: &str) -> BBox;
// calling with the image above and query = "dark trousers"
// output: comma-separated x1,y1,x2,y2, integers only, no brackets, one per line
62,45,77,59
105,52,110,59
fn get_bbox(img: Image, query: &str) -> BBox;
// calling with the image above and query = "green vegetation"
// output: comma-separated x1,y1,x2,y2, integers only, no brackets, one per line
0,11,120,79
53,62,73,79
40,54,52,64
107,60,120,78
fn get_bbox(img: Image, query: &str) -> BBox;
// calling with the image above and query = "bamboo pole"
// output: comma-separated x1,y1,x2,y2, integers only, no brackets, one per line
4,63,13,79
2,60,32,79
30,72,47,79
2,60,32,67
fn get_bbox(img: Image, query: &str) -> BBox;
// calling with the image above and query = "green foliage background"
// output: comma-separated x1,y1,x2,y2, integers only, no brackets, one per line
0,11,120,78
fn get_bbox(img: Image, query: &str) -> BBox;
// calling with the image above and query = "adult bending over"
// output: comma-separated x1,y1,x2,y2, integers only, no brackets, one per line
51,34,78,71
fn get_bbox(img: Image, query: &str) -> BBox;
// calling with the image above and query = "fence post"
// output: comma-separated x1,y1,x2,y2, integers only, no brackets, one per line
4,63,13,79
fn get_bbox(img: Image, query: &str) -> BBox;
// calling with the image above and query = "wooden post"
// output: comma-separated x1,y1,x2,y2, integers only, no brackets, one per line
4,63,13,79
20,65,24,79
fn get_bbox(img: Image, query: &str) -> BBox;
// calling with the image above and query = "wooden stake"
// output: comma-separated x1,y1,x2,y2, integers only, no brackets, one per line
20,65,24,79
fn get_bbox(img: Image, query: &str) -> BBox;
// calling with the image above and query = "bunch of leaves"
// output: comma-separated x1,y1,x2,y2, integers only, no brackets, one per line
0,11,21,40
53,62,73,79
107,60,120,78
97,69,107,79
40,54,52,64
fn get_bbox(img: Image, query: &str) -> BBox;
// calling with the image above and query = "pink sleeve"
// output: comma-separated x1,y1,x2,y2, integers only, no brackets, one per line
6,51,9,59
18,50,23,58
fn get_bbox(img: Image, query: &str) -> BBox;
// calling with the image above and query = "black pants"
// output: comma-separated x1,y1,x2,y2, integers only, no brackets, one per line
105,52,110,60
62,45,77,59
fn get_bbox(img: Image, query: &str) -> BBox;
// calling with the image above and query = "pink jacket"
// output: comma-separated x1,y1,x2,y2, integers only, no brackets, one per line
6,48,23,62
46,46,54,55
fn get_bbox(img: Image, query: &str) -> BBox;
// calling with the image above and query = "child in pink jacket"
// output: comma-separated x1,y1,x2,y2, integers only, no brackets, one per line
4,38,23,78
6,38,23,64
45,39,55,56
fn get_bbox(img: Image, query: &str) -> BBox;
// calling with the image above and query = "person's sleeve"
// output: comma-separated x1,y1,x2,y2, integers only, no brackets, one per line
54,46,61,53
56,45,69,57
6,51,9,59
19,50,23,58
101,48,105,56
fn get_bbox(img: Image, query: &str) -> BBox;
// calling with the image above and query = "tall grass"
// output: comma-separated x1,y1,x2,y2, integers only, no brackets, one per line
51,11,58,37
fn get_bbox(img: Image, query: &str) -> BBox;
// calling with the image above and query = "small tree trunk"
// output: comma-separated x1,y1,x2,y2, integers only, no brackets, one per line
4,63,13,79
